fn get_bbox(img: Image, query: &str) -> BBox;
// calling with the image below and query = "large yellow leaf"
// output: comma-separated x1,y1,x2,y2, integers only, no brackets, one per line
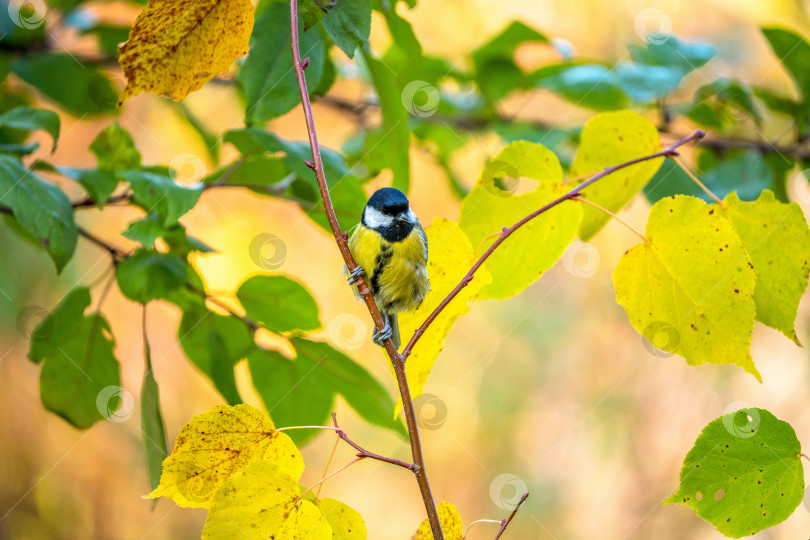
412,501,463,540
399,218,491,402
570,110,663,240
304,496,368,540
458,141,581,300
203,461,332,539
147,404,303,508
118,0,254,104
719,190,810,345
613,195,759,380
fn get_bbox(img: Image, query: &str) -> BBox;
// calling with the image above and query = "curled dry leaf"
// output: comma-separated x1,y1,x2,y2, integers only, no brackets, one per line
118,0,254,105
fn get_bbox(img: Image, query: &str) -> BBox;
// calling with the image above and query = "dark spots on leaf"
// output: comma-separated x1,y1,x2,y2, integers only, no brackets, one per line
734,289,739,293
757,480,761,484
709,209,714,215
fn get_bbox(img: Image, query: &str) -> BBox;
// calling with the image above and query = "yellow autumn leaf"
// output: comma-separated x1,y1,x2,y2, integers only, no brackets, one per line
304,496,367,540
412,501,464,540
398,218,491,403
118,0,254,104
203,461,332,539
147,404,304,508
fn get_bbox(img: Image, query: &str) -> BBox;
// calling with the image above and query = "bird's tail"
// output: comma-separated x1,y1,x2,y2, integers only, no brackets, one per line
389,313,401,350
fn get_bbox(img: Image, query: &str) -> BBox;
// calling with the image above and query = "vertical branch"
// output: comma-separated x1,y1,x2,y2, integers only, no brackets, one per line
288,3,444,538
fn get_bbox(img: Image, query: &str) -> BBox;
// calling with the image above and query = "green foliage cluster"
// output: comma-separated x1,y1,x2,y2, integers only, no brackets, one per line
2,0,809,537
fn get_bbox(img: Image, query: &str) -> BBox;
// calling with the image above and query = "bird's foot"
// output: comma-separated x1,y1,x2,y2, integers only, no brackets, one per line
372,323,392,346
347,265,365,284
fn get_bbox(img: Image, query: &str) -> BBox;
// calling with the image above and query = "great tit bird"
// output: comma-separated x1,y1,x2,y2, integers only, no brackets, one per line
348,187,430,349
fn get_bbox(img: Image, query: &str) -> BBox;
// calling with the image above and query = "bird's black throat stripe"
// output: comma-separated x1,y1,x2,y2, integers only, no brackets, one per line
370,243,394,296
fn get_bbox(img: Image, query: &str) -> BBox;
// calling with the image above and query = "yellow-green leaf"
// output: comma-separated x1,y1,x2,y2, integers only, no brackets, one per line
613,195,760,380
458,141,581,300
719,190,810,345
306,496,367,540
147,404,303,508
570,111,663,240
412,501,463,540
399,218,491,402
118,0,254,104
203,461,332,539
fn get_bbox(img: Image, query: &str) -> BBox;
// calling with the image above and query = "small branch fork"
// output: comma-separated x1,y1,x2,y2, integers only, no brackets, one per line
332,413,416,471
400,129,706,359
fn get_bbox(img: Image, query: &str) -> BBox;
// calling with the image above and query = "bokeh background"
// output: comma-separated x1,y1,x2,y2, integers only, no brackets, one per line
1,0,810,538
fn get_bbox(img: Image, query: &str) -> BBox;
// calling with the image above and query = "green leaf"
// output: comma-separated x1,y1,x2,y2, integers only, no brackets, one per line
90,123,141,172
236,275,320,333
570,110,663,239
322,0,370,58
613,195,760,380
535,64,628,111
643,158,702,203
123,213,214,255
179,305,253,405
81,25,131,58
141,330,168,491
665,408,803,538
700,151,773,203
629,35,715,74
298,0,334,31
761,27,810,103
361,50,410,191
614,62,682,103
291,338,406,436
687,78,761,129
381,4,421,56
116,249,188,303
459,141,582,299
0,155,77,272
248,348,335,446
0,106,59,149
10,54,118,115
239,3,325,124
123,170,202,227
58,167,118,208
28,288,121,429
719,191,810,344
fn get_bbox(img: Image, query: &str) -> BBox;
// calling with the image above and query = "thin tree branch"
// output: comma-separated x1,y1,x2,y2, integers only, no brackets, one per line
493,492,529,540
289,2,444,537
401,130,706,359
331,413,416,471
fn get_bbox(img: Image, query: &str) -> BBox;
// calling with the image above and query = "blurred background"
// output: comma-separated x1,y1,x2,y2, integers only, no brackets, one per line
1,0,810,538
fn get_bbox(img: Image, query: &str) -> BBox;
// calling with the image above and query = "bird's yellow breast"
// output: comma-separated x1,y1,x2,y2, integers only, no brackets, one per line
349,224,430,314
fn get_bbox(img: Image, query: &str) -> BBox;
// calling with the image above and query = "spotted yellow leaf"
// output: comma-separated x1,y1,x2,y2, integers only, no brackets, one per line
613,195,760,380
303,495,368,540
147,404,303,508
412,501,463,540
718,190,810,345
399,218,491,403
118,0,254,104
570,110,663,240
203,461,332,539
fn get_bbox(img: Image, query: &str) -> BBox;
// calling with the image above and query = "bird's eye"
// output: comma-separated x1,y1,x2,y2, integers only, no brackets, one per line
381,208,390,216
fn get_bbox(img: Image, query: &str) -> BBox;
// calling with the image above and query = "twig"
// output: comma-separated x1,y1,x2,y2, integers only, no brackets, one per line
572,196,646,242
77,226,126,263
493,493,529,539
401,130,706,359
296,456,364,502
331,413,416,471
289,1,444,537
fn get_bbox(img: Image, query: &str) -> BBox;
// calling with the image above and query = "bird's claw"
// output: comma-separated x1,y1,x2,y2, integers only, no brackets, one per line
372,323,392,346
347,265,365,284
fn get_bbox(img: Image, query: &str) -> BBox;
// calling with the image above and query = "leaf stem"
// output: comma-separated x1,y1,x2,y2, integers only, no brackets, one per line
670,156,724,206
289,1,443,536
401,130,706,359
296,457,364,503
572,196,646,242
316,435,341,499
462,520,502,539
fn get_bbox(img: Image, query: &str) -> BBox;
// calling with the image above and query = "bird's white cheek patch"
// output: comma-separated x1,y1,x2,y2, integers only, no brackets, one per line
364,206,394,229
406,207,418,223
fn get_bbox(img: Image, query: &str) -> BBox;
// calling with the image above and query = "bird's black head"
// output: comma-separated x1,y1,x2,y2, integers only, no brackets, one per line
362,187,418,242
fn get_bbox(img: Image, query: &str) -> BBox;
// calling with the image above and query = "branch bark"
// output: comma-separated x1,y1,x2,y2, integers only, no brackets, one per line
401,130,706,359
493,492,529,540
288,2,444,537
